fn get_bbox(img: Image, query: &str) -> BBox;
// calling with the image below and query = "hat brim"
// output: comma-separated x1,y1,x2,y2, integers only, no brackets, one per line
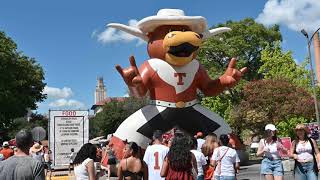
265,128,277,131
31,145,43,153
295,127,308,131
137,15,207,34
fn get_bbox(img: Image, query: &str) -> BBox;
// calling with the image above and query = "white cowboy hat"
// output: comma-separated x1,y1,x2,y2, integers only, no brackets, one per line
30,143,43,153
107,9,231,41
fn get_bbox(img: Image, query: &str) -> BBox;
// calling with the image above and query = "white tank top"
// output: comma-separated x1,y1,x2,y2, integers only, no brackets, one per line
260,139,281,159
296,141,313,162
74,158,94,180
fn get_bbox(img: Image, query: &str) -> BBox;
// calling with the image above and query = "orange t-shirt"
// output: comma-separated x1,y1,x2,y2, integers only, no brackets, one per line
0,148,14,159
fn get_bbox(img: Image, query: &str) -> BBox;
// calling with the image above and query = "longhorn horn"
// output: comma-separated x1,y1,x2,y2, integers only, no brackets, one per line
202,27,232,40
107,23,149,41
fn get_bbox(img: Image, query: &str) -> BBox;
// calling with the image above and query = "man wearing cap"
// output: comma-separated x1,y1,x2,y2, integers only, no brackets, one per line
143,130,169,180
107,9,247,157
0,141,14,160
0,129,45,180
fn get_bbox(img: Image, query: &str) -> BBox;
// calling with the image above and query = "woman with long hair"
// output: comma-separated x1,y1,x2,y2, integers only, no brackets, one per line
73,143,97,180
202,133,218,158
202,133,218,180
161,135,198,180
291,124,320,180
118,142,148,180
256,124,287,180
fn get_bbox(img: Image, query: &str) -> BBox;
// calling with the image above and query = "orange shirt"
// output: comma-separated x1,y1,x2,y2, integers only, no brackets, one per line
0,147,14,159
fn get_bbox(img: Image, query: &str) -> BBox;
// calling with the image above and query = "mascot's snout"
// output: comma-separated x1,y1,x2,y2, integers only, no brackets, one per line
163,31,202,66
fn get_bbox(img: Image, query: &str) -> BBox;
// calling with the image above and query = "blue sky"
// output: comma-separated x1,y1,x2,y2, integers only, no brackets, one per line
1,0,319,114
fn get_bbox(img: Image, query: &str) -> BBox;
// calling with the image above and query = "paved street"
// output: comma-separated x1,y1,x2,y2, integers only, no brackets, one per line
48,160,299,180
237,163,294,180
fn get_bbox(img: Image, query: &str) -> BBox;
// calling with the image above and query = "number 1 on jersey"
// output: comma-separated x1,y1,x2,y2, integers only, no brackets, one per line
154,152,160,170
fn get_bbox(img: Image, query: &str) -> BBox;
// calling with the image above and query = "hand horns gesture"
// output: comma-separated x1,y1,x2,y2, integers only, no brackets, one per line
115,56,143,86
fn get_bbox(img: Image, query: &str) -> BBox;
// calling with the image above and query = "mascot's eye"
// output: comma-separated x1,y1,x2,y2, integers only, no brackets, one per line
196,34,203,39
167,33,176,38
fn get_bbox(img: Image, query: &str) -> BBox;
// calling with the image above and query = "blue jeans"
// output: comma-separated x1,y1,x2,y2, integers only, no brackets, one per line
260,158,284,176
196,175,204,180
295,161,318,180
214,176,235,180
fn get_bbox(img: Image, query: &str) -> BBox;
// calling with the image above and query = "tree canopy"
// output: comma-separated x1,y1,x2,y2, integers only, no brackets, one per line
259,42,310,89
90,97,147,138
199,18,282,121
196,18,319,138
0,31,46,136
198,18,282,81
230,79,314,136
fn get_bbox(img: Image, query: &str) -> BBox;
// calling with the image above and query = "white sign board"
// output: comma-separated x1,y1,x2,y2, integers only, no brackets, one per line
49,110,89,167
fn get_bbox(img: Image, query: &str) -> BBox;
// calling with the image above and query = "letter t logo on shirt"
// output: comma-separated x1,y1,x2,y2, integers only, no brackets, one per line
174,73,186,85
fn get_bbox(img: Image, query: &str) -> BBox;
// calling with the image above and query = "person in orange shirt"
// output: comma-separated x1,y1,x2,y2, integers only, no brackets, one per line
0,141,14,160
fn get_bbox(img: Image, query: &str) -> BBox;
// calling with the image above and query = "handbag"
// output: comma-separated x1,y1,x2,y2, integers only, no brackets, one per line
216,147,229,176
191,166,197,180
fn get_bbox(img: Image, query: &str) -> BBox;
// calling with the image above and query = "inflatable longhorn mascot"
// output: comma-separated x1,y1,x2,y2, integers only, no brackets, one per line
107,9,247,158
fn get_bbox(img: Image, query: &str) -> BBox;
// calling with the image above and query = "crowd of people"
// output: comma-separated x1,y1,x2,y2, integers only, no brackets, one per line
1,123,320,180
70,129,241,180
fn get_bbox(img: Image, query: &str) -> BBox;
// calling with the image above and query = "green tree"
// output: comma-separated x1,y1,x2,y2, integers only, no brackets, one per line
6,113,48,139
0,31,46,138
201,95,232,121
198,18,282,81
198,18,282,120
276,117,309,138
259,42,310,89
90,97,147,137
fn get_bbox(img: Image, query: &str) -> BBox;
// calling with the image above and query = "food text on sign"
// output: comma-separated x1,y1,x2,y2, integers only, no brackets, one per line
62,111,76,116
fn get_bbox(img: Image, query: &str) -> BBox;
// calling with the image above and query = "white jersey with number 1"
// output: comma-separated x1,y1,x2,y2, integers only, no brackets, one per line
143,144,169,180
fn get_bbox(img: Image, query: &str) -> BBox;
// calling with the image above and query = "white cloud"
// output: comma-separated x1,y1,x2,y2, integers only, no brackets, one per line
256,0,320,32
49,99,85,109
96,19,145,45
43,86,73,99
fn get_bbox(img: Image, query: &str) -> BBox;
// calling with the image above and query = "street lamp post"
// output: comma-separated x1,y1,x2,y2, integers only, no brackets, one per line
301,28,320,124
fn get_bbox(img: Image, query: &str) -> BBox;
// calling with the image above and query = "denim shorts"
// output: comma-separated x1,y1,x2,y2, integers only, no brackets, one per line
261,158,284,176
295,161,318,180
214,176,236,180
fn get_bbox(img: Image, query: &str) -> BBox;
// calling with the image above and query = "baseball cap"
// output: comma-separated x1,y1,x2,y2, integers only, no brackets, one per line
265,124,277,131
2,141,9,147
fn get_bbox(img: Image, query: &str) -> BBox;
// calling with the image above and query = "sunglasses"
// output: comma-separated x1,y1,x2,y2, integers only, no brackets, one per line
266,129,276,132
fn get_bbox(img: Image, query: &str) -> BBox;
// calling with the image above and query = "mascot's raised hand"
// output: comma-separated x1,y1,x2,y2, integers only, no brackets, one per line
220,58,248,88
116,56,147,97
